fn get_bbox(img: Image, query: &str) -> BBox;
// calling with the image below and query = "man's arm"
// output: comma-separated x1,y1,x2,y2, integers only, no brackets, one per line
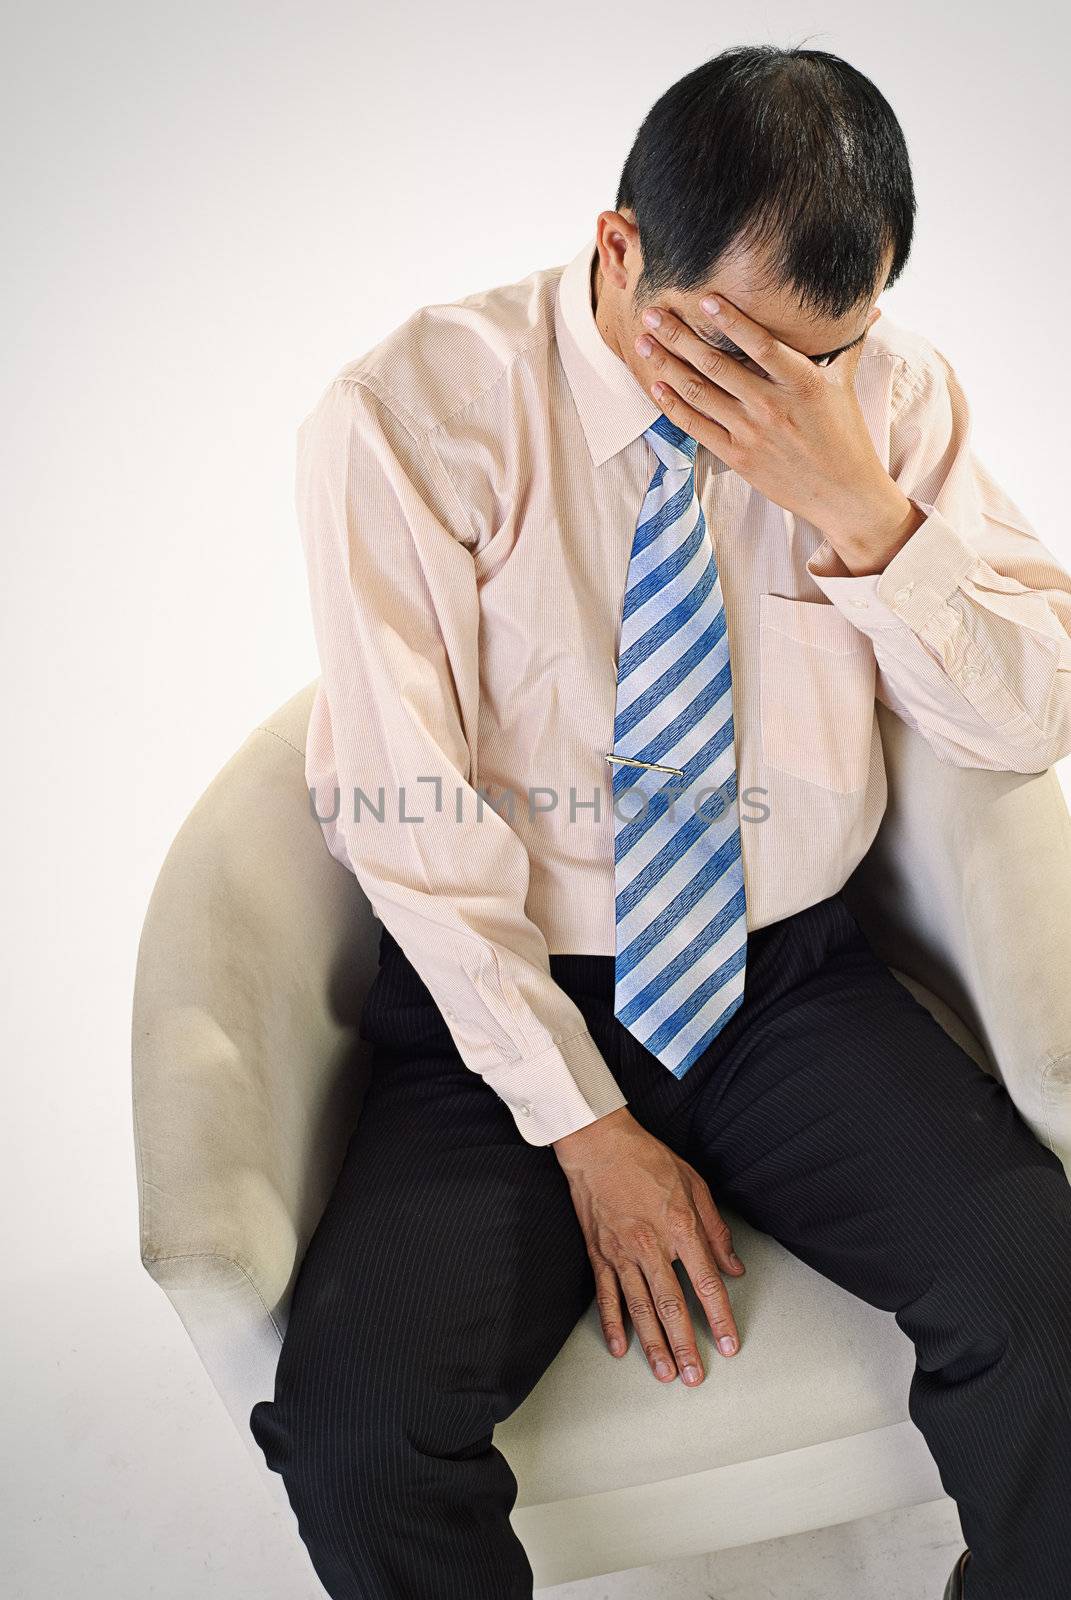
296,372,627,1145
805,344,1071,772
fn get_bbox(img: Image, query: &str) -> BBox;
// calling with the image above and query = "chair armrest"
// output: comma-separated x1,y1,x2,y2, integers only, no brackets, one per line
844,703,1071,1169
132,681,380,1322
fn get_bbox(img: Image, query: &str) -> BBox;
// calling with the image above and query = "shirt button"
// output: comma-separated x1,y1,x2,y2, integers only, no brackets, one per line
519,1102,532,1116
961,665,982,684
894,582,914,604
849,597,869,609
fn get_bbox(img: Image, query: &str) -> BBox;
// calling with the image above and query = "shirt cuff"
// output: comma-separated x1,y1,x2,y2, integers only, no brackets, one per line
484,1027,629,1146
804,499,980,647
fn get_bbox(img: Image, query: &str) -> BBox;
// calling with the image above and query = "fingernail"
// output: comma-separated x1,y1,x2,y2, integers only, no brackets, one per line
642,308,661,328
683,1363,702,1384
729,1252,744,1271
701,297,721,316
654,1359,674,1378
718,1336,738,1355
609,1336,625,1355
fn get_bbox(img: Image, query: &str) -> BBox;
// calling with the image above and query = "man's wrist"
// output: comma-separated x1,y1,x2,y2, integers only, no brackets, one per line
816,484,926,576
552,1104,635,1164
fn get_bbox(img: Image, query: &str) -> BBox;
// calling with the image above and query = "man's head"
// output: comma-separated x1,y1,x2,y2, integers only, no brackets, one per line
593,43,914,387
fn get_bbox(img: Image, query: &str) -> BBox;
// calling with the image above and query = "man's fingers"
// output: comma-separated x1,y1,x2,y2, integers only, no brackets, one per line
616,1259,680,1382
689,1177,745,1275
592,1255,628,1356
677,1235,741,1358
639,1253,709,1385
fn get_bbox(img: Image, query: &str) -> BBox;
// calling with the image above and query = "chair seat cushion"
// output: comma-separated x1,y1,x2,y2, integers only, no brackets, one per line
498,969,990,1507
499,1213,917,1507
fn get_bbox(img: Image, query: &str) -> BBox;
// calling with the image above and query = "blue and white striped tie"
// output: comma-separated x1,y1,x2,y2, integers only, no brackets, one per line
610,413,748,1077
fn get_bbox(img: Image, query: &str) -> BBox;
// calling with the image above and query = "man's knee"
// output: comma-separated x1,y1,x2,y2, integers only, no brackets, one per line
909,1162,1071,1369
250,1354,482,1507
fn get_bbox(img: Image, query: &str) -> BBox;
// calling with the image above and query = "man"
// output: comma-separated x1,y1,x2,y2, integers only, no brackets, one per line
249,42,1071,1600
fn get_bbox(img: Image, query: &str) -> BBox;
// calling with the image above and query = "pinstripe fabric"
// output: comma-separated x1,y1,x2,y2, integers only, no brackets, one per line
611,414,747,1073
297,232,1071,1144
249,894,1071,1600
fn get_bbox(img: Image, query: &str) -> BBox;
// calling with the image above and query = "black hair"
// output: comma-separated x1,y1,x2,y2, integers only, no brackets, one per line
615,43,916,320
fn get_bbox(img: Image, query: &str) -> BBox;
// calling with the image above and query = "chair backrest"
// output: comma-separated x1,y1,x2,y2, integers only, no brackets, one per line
845,701,1071,1117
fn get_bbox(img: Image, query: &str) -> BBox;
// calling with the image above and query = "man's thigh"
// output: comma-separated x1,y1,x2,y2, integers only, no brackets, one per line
680,918,1071,1318
257,1036,597,1446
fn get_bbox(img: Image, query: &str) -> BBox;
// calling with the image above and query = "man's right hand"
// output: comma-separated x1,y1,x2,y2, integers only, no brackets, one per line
552,1106,745,1386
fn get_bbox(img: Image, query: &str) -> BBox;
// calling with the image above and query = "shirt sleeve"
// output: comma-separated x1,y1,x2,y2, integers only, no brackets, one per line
295,372,628,1146
804,344,1071,772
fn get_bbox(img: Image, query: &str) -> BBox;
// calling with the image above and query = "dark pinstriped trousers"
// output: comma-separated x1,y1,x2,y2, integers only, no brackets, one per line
249,890,1071,1599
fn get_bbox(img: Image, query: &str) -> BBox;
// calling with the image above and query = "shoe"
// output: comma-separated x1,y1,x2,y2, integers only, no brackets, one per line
942,1548,971,1599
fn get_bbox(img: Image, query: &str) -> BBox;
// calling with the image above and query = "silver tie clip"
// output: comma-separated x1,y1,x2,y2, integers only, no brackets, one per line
605,752,685,777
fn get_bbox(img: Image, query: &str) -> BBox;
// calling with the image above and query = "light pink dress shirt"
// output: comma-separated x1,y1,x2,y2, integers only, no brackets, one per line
296,234,1071,1145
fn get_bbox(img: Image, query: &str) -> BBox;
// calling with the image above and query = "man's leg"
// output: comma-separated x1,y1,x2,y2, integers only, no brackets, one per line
680,892,1071,1600
248,940,600,1600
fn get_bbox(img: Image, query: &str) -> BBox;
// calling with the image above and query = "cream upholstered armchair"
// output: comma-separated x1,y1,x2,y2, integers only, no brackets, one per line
131,679,1071,1589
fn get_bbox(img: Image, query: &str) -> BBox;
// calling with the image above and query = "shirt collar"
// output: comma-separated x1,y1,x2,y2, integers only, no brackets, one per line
554,234,665,469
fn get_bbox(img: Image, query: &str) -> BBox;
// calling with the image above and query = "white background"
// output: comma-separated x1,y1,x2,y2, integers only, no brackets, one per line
4,3,1068,1596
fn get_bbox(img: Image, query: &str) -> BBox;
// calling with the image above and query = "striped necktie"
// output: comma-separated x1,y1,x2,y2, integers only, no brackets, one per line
609,413,748,1077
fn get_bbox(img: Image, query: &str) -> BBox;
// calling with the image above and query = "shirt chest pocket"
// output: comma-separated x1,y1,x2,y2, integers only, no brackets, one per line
758,593,877,794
